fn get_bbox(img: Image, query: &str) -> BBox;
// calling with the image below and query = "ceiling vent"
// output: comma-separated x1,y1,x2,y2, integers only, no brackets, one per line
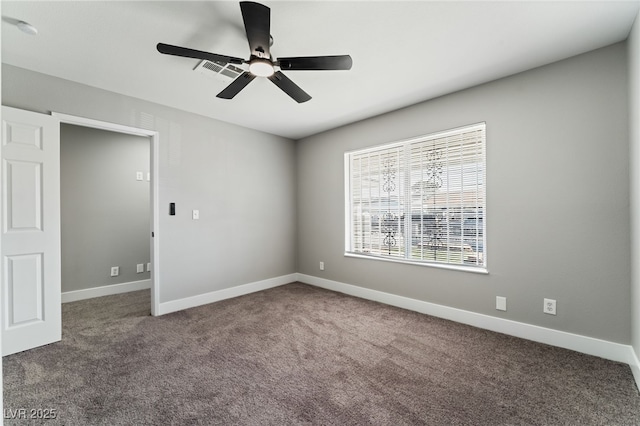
193,59,244,82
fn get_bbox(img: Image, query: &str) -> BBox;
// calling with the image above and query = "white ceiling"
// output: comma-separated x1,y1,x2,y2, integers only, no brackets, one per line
2,1,639,140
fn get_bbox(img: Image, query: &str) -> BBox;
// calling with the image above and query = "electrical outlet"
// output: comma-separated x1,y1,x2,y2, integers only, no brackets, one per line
496,296,507,311
136,263,144,273
319,261,325,271
544,298,557,315
192,210,199,220
110,266,119,277
136,171,143,181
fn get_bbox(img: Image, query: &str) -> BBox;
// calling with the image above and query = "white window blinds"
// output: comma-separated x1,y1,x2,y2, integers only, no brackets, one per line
346,123,486,270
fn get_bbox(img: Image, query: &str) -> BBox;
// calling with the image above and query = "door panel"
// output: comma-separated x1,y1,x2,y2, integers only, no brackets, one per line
3,119,43,150
2,106,60,356
5,160,43,231
6,253,44,325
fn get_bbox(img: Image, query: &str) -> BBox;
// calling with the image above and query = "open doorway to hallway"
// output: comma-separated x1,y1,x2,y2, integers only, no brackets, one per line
59,123,152,312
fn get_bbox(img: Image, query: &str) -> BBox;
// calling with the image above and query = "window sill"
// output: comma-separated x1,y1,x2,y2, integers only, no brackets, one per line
344,252,489,274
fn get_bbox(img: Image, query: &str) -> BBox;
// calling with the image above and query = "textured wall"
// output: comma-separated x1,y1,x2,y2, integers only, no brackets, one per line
297,43,630,343
60,124,150,292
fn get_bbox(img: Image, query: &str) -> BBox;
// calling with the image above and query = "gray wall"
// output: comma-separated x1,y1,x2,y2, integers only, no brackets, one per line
297,43,630,344
2,41,633,346
60,124,150,292
629,10,640,362
2,64,297,304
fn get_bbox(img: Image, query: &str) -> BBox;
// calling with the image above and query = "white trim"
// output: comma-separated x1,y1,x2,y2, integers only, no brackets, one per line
344,252,489,274
344,153,351,253
62,280,151,303
1,61,5,423
156,274,296,316
53,112,154,137
52,112,161,316
631,348,640,391
296,273,637,366
149,131,160,316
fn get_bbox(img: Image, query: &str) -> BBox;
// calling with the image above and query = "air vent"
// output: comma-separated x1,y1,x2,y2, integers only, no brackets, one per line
193,60,244,82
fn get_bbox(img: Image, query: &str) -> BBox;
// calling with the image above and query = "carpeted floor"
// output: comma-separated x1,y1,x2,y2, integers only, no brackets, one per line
3,282,640,425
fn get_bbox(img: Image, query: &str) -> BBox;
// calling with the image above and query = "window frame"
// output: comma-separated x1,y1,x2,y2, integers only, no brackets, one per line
344,123,488,274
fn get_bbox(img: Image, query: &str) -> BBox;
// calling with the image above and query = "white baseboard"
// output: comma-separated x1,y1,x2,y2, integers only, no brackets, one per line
631,348,640,391
156,273,297,316
62,279,151,303
296,273,638,368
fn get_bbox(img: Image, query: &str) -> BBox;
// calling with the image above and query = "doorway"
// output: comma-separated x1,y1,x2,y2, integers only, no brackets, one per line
53,113,160,315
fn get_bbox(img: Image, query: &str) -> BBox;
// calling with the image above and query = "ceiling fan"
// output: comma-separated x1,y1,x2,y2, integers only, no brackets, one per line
157,1,353,103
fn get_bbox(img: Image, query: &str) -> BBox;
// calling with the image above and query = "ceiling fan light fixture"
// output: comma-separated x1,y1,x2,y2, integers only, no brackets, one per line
249,59,275,77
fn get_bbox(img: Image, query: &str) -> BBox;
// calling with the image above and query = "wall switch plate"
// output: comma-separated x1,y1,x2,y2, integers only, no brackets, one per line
136,171,143,181
192,210,199,220
319,261,325,271
136,263,144,273
496,296,507,311
544,298,557,315
146,172,151,181
146,262,151,272
110,266,119,277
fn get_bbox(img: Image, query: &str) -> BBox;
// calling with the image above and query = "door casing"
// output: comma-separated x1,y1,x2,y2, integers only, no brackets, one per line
52,112,161,316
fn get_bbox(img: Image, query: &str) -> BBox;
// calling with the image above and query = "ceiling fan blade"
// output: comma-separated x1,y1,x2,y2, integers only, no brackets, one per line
217,72,256,99
157,43,244,65
240,2,271,59
277,55,353,71
268,71,311,103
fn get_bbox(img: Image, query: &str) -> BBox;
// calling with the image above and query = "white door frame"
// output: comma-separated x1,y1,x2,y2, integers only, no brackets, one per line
52,112,161,316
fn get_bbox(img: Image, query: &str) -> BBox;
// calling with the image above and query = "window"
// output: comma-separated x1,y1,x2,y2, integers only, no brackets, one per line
345,123,486,271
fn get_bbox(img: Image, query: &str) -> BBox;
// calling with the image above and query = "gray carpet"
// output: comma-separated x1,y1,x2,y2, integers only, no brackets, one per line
3,282,640,425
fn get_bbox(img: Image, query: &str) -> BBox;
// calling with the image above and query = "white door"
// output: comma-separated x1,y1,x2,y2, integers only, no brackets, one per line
1,106,61,356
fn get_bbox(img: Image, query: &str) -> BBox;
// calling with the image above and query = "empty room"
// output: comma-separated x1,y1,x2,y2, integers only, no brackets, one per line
2,1,640,424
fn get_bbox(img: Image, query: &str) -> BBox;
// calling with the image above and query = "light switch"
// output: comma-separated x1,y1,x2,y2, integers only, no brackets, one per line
192,210,199,220
146,172,151,181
